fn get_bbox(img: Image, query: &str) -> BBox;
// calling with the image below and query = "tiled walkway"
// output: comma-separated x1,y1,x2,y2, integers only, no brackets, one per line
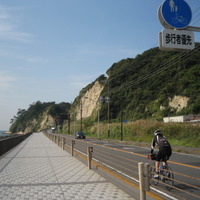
0,133,134,200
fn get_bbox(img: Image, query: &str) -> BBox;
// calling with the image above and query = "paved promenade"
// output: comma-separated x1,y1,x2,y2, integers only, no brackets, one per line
0,133,134,200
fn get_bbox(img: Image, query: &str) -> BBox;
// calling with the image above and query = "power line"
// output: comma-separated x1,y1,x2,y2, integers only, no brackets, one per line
109,43,200,94
125,45,200,89
106,4,200,96
191,6,200,25
193,6,200,14
191,16,200,26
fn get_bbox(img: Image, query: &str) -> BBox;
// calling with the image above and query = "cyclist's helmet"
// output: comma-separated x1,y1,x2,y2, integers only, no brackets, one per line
154,130,163,136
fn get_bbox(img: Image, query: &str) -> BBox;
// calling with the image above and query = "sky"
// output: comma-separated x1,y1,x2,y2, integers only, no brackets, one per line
0,0,200,130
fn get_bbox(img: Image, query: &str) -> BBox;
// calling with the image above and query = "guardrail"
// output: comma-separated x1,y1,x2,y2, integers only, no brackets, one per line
44,132,200,200
0,132,32,156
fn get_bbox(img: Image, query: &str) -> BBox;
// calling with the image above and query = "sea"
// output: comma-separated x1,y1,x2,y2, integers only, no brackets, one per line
0,130,11,138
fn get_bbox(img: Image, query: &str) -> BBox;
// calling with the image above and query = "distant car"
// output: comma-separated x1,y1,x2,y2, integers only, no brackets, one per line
75,131,86,139
51,127,56,133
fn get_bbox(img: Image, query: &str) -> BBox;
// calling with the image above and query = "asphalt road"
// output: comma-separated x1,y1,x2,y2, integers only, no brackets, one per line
72,137,200,200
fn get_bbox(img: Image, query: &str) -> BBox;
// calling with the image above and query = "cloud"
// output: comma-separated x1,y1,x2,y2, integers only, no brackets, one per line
0,71,16,91
0,10,9,19
15,55,48,63
0,48,47,64
0,6,33,43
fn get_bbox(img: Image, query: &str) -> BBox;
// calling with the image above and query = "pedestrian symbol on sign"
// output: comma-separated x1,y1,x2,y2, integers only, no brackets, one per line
169,0,176,12
161,0,192,29
158,0,196,52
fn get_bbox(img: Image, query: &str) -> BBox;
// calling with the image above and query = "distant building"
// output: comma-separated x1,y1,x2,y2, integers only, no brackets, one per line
163,115,200,123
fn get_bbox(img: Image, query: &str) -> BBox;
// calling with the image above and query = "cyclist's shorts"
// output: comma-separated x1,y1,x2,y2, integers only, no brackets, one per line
156,147,172,162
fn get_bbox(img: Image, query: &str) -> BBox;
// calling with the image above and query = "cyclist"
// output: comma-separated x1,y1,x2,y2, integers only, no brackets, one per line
150,130,172,178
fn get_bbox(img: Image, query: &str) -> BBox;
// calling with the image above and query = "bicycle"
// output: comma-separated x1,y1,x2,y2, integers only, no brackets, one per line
148,154,174,191
172,15,187,25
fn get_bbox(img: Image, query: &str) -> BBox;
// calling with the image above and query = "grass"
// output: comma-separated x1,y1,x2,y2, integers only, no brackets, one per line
81,120,200,148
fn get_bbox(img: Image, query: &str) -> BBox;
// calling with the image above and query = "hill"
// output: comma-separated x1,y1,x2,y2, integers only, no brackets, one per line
9,45,200,144
9,101,70,133
71,45,200,123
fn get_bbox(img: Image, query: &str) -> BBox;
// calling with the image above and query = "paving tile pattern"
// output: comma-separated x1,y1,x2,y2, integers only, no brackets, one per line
0,133,134,200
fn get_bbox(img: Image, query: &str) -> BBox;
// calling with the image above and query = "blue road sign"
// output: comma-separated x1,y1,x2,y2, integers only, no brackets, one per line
161,0,192,29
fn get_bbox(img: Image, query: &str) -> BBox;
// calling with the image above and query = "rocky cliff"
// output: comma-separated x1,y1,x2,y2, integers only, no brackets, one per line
76,81,105,120
10,101,70,133
71,46,200,122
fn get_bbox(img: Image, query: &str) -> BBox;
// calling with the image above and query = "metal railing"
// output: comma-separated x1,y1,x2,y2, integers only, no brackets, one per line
44,132,200,200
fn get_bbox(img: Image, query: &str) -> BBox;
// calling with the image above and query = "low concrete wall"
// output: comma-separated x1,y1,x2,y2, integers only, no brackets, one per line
0,132,32,156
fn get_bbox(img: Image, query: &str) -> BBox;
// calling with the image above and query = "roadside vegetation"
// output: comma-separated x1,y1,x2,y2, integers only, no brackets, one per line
77,119,200,148
68,46,200,149
9,46,200,151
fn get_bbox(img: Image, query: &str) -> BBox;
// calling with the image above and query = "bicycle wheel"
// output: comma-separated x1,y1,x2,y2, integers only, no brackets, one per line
172,17,178,24
149,164,159,185
163,167,174,191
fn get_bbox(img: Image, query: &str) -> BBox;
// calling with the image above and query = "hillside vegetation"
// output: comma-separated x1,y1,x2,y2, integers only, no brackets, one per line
83,120,200,148
97,46,200,121
9,46,200,147
71,45,200,122
70,45,200,147
10,101,70,133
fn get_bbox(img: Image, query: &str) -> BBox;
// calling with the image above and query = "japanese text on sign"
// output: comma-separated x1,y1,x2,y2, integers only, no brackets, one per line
160,29,195,51
165,33,192,46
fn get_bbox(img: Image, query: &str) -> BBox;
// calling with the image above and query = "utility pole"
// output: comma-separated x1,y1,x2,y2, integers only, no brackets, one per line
107,79,110,138
80,100,82,131
68,113,70,134
84,96,100,138
107,99,110,138
120,100,123,141
74,113,76,134
97,98,100,138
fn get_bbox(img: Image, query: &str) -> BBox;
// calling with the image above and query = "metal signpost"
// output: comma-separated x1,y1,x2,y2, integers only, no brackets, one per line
158,0,200,51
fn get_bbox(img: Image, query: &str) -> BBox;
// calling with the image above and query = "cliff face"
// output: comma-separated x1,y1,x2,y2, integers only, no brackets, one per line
10,101,70,133
71,46,200,121
76,81,104,120
10,46,200,133
20,112,56,134
39,112,55,129
169,96,190,112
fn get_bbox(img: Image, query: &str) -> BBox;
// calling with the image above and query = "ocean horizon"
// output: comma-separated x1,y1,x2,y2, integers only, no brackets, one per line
0,130,7,133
